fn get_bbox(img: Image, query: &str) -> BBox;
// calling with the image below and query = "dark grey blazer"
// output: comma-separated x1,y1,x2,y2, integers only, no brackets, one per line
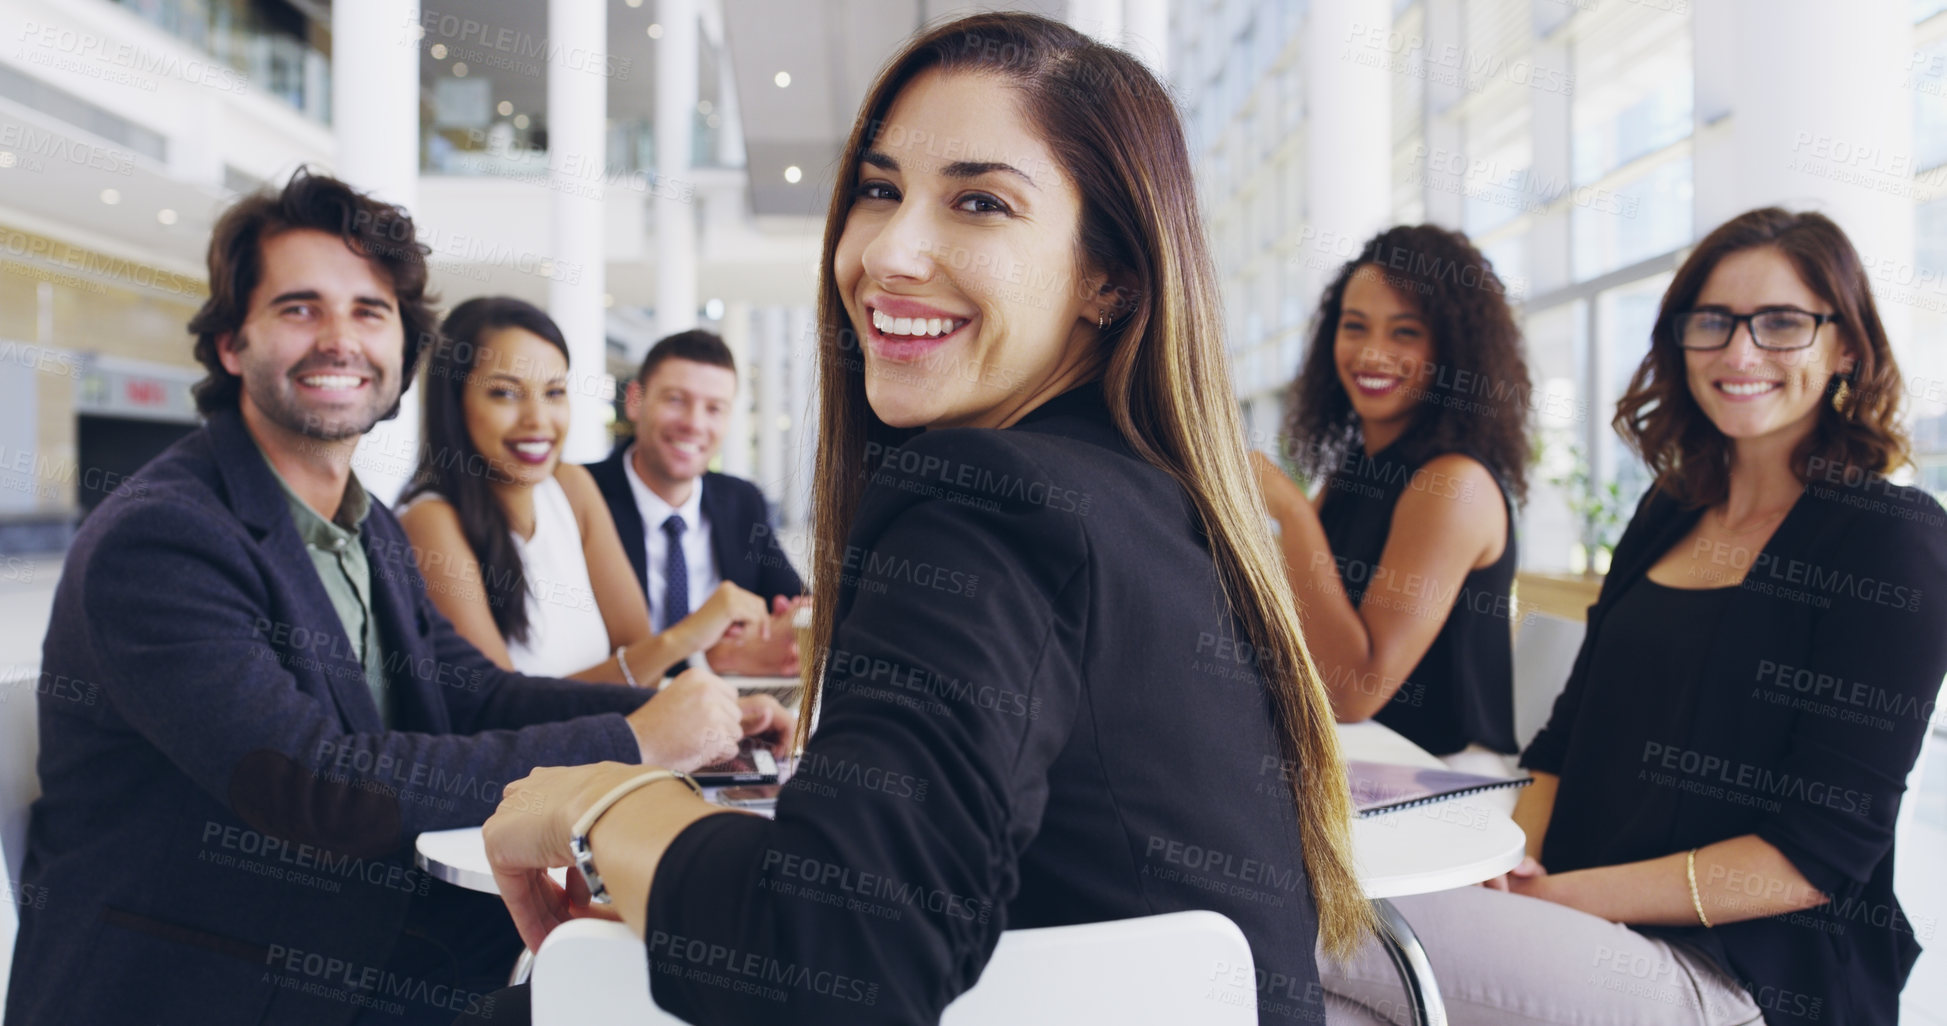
4,407,651,1026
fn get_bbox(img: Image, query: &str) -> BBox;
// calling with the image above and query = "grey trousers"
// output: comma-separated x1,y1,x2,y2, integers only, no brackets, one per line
1320,887,1765,1026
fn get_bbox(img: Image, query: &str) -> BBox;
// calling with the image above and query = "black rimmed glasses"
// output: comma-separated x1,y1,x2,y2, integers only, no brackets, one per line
1671,307,1838,351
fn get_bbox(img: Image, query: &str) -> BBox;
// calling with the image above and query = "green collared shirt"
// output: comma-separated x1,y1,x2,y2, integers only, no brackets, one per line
251,437,392,727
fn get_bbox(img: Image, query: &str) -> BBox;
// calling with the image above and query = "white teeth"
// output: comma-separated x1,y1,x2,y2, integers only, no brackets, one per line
1720,381,1779,396
512,441,551,455
300,374,362,390
872,308,962,338
1355,375,1396,390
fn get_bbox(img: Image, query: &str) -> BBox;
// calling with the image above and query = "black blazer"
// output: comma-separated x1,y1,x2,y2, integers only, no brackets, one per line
642,384,1326,1025
584,446,805,607
5,408,651,1026
1522,472,1947,1026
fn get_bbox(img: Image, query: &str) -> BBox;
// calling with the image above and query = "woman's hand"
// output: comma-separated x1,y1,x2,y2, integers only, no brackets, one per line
484,762,644,952
692,582,772,649
707,595,803,675
624,668,744,771
1250,450,1305,522
1482,855,1548,894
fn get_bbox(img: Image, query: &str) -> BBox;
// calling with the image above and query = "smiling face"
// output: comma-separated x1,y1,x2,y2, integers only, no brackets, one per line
462,327,570,489
1334,265,1434,448
1683,247,1855,450
627,357,736,496
834,68,1114,430
217,228,405,448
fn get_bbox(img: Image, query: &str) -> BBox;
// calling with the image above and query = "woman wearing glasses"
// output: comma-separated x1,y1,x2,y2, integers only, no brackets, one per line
1323,207,1947,1025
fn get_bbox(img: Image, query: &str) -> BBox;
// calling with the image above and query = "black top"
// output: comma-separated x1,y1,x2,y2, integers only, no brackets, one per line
644,384,1323,1025
1536,578,1735,871
1315,444,1518,755
1522,479,1947,1026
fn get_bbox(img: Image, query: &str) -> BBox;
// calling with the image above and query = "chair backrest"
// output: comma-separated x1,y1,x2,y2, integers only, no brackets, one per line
530,910,1258,1026
0,662,44,1009
1512,612,1585,750
939,910,1257,1025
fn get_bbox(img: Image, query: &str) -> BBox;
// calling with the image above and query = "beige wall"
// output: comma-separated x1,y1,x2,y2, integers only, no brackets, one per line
0,224,203,515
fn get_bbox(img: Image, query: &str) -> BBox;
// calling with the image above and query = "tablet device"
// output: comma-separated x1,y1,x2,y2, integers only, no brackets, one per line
716,784,783,811
693,739,780,786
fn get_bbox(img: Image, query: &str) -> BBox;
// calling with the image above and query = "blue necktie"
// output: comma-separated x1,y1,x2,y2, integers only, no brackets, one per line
662,514,689,631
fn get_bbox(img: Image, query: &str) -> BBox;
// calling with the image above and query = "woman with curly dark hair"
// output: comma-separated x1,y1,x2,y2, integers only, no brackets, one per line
1254,224,1533,766
1324,208,1947,1026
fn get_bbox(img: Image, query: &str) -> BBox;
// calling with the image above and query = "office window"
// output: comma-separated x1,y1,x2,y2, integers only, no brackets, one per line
1390,2,1428,222
1570,9,1692,186
1594,273,1670,508
1525,302,1586,569
1914,35,1947,170
1572,153,1692,279
1462,102,1535,239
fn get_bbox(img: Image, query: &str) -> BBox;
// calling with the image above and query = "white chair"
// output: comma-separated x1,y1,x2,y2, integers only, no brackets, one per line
531,910,1258,1026
1511,612,1585,751
0,662,45,1009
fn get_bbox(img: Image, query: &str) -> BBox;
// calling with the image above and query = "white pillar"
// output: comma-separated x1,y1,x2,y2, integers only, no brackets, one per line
1693,0,1915,352
549,0,611,465
335,0,421,505
785,305,814,532
756,307,786,500
1303,0,1393,297
656,0,700,339
721,299,753,478
1122,0,1169,77
715,59,746,168
1416,0,1464,229
1066,0,1122,45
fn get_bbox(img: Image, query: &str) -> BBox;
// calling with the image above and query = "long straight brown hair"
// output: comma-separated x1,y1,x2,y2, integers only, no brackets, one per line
795,12,1373,957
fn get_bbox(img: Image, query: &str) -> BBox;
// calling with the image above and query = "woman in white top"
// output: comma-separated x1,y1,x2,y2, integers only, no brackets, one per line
398,296,771,685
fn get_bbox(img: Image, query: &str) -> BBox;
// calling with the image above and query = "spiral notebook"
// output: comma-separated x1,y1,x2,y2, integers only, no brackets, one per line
1347,760,1532,818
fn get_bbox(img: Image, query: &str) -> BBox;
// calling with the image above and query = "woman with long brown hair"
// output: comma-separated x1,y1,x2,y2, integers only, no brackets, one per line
478,11,1369,1024
1256,226,1532,770
1323,208,1947,1025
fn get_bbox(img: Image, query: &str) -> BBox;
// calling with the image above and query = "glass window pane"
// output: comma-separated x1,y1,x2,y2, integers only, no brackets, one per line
1595,273,1671,508
1570,8,1692,184
1573,154,1692,279
1914,38,1947,170
1523,302,1587,571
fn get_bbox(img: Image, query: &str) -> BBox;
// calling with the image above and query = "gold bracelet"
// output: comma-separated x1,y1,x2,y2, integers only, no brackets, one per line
1686,848,1712,928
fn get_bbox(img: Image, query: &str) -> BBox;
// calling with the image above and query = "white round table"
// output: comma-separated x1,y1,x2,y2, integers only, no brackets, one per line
417,722,1524,1022
1336,720,1527,1026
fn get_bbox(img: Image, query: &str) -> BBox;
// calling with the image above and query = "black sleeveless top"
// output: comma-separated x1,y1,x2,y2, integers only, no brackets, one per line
1316,444,1519,755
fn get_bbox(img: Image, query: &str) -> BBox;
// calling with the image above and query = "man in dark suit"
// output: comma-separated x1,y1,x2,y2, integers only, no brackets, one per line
3,170,783,1026
586,331,806,676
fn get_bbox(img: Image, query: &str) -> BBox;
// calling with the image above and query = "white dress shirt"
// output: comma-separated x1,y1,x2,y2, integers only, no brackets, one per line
623,444,721,629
